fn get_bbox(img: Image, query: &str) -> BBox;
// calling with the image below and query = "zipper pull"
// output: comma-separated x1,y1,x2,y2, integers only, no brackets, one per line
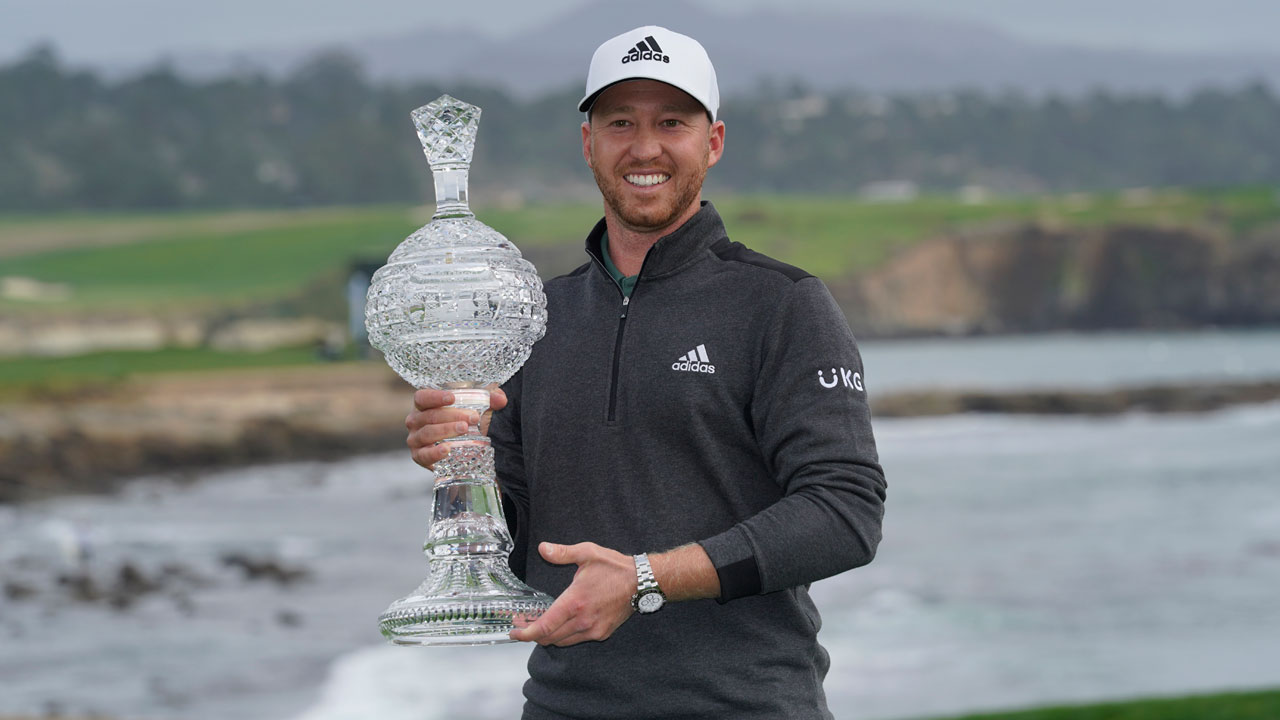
620,295,630,318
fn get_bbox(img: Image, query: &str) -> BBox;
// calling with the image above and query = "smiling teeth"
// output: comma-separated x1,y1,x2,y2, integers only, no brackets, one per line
626,174,670,187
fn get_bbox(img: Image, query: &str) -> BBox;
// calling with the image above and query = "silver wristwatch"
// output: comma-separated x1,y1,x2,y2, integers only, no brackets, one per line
631,553,667,614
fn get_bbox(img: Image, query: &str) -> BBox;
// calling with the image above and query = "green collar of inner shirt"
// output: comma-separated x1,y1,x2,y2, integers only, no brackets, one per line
600,232,637,298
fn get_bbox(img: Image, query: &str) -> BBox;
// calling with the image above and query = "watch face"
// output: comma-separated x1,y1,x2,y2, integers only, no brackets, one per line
637,591,664,613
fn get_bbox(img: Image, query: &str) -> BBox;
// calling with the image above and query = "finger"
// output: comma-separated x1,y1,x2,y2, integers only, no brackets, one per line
409,421,471,449
413,389,455,412
488,386,508,411
510,599,574,643
540,624,594,647
410,442,450,470
534,600,616,647
406,407,471,431
479,386,506,437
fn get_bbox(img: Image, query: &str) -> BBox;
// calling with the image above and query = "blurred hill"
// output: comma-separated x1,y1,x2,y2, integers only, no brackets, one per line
3,46,1280,212
110,0,1280,98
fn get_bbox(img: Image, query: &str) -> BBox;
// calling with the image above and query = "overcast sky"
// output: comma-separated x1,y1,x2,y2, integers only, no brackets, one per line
2,0,1277,66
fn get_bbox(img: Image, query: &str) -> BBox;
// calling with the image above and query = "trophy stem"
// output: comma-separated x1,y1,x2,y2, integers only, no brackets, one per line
431,164,473,219
379,387,553,645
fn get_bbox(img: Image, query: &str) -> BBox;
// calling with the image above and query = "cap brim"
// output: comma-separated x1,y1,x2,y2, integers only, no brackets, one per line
578,78,714,120
578,78,645,114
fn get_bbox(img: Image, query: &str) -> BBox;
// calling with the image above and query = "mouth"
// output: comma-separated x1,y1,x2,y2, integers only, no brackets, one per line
624,173,670,188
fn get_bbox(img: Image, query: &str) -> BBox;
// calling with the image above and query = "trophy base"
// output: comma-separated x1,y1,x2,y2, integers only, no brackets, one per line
379,555,553,646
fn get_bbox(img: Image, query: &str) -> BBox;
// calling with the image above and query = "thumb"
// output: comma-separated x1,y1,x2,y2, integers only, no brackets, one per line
539,541,586,565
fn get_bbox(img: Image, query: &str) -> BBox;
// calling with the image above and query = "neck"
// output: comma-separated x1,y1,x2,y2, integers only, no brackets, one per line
603,199,702,277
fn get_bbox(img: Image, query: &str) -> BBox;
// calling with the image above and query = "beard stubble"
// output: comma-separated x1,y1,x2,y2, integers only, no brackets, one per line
591,147,709,234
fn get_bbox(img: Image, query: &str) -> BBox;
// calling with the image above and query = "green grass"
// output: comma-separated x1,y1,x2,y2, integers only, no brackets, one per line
0,345,333,398
0,206,416,313
925,688,1280,720
712,194,1034,273
2,186,1276,318
481,202,607,247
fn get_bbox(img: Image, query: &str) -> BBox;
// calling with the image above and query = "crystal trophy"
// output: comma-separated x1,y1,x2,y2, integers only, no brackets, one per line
364,95,551,645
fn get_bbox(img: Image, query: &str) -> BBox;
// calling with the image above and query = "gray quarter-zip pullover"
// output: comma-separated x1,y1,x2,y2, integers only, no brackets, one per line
491,201,886,720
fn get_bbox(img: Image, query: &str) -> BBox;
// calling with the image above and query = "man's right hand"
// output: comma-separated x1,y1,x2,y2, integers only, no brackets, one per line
405,387,508,470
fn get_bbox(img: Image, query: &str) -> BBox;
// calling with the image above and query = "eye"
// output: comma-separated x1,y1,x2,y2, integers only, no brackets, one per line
611,119,631,128
661,118,681,128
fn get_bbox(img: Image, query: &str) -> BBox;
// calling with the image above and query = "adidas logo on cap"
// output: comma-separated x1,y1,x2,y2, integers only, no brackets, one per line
622,35,669,64
671,344,715,374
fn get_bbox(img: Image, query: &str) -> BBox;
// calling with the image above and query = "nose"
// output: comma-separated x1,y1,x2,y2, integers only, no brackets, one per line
629,125,662,162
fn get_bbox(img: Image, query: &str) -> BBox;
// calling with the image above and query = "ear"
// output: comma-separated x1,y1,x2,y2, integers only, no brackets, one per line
706,120,725,169
581,121,593,169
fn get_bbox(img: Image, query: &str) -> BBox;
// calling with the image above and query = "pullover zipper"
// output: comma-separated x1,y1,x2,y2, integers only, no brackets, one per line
590,247,652,423
607,295,629,421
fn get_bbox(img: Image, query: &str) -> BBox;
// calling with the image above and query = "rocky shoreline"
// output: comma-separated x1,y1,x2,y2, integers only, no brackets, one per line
2,364,1278,504
0,364,411,503
873,379,1280,417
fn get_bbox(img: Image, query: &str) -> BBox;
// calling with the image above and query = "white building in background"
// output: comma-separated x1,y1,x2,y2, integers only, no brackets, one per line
858,180,919,203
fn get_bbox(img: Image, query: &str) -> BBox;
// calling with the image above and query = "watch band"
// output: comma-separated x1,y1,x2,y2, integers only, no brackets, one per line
634,553,658,591
632,553,666,613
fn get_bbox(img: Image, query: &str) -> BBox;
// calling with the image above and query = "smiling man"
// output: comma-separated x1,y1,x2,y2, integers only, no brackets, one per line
584,77,723,257
406,26,886,720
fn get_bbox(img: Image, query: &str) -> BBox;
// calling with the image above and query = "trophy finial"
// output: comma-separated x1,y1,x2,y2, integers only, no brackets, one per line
412,94,481,169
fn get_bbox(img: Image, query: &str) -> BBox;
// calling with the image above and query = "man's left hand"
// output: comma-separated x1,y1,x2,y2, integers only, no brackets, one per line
509,541,635,647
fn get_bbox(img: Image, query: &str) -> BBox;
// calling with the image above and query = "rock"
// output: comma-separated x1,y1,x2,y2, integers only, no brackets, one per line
3,580,37,600
276,609,302,627
108,562,163,608
220,553,311,585
56,572,102,603
48,561,209,610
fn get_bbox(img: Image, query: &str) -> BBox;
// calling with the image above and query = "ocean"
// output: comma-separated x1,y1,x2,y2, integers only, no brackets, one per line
1,329,1278,719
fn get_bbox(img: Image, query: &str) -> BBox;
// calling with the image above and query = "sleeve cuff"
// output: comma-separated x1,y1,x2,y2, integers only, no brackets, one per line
697,527,762,603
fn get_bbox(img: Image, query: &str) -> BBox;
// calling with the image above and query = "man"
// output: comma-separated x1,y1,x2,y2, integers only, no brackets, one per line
405,25,885,720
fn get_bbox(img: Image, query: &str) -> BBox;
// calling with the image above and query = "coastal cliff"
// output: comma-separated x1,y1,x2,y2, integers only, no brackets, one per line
834,221,1280,337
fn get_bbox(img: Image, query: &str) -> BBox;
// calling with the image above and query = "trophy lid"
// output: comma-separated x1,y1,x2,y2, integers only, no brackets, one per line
411,95,481,170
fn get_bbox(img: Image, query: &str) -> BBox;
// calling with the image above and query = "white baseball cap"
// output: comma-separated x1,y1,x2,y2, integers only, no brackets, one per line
578,25,720,121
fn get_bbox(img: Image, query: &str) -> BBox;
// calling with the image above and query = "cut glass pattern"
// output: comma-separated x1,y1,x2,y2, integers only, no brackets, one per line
365,95,552,645
412,95,481,168
364,219,547,389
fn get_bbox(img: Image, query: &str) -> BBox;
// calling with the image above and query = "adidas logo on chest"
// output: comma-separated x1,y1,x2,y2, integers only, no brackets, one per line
672,344,715,374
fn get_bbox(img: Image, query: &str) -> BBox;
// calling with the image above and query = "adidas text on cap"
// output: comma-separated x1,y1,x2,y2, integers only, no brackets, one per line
578,25,720,121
